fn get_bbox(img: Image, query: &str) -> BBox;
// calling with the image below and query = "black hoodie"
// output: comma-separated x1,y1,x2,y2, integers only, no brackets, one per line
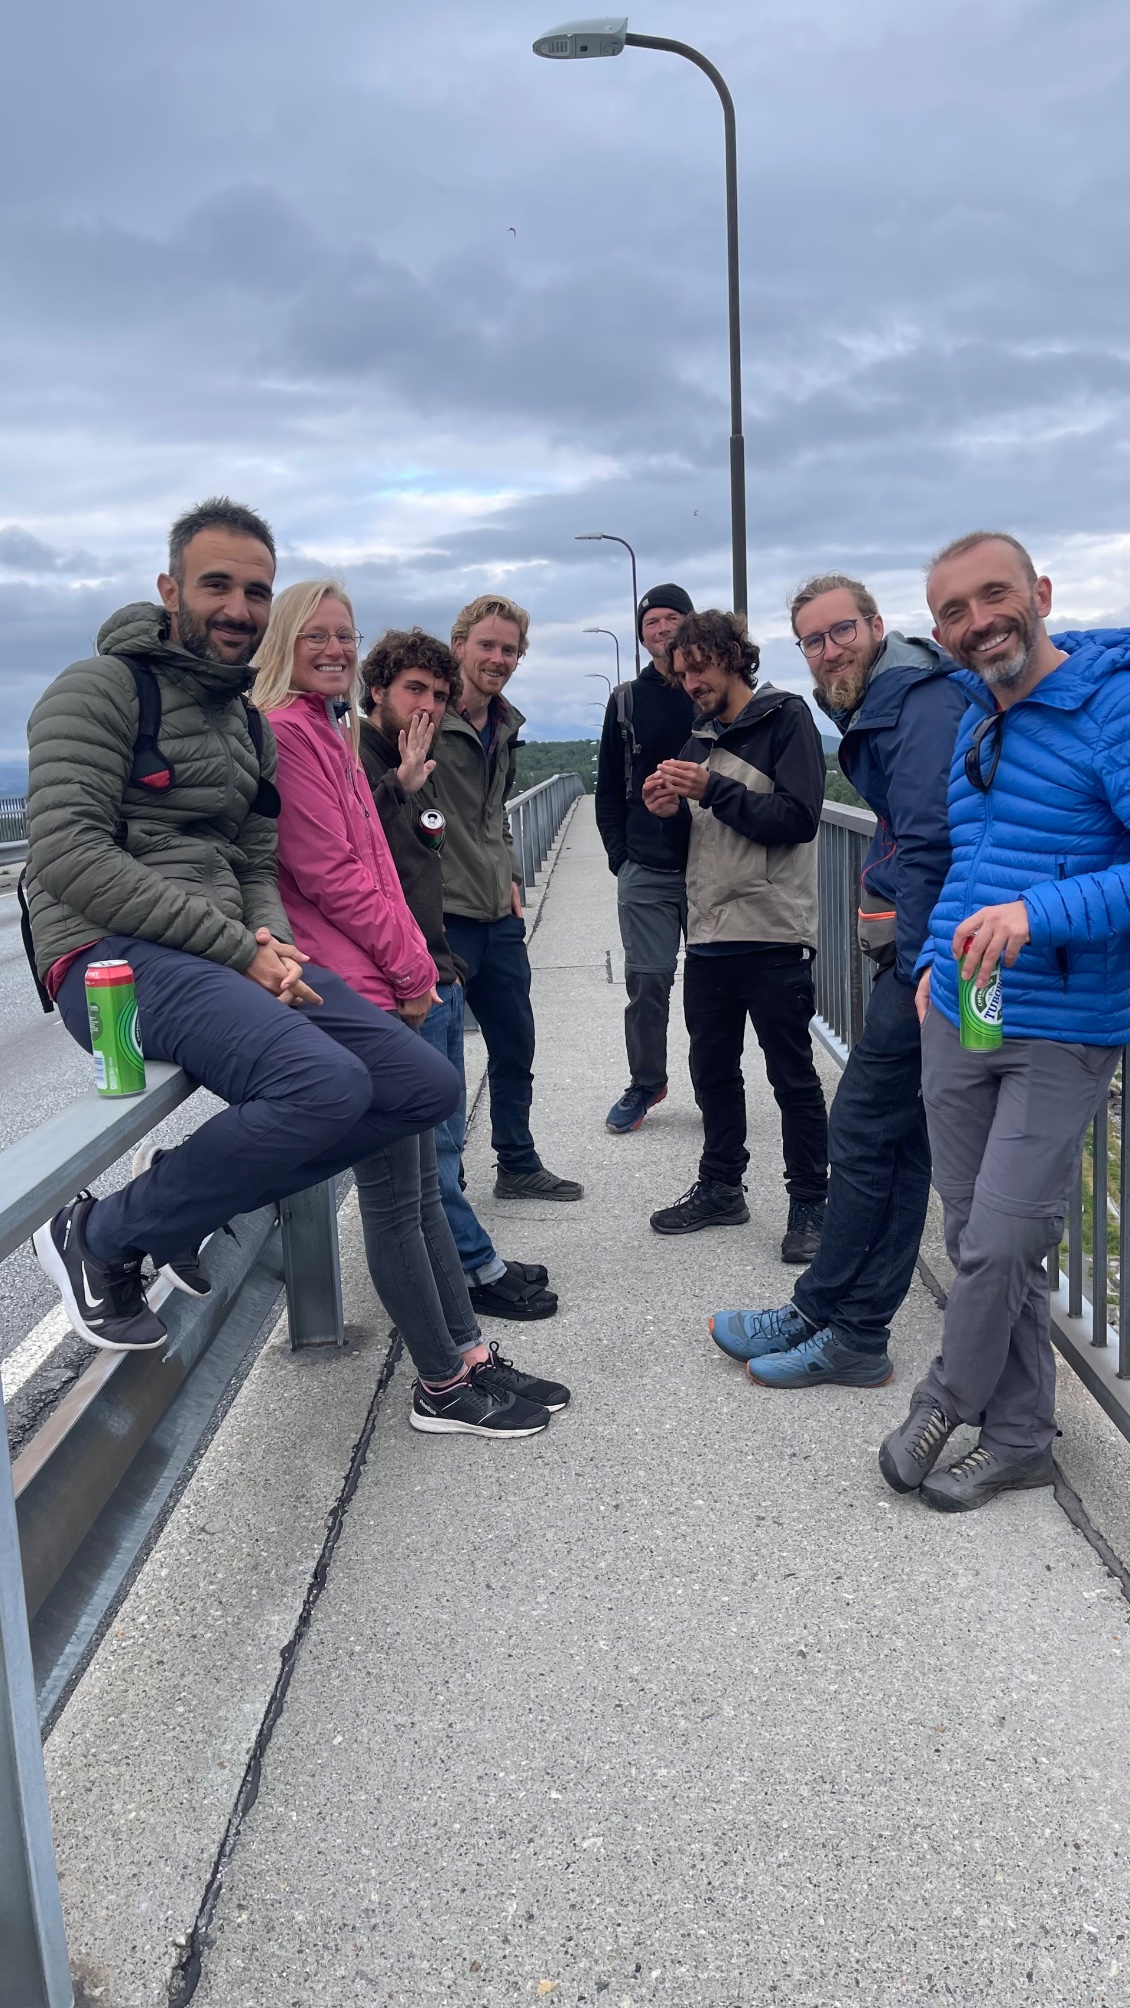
595,662,695,874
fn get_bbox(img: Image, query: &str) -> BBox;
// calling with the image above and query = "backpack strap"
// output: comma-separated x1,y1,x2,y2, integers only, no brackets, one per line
242,699,281,819
614,682,640,800
17,868,54,1014
126,659,175,791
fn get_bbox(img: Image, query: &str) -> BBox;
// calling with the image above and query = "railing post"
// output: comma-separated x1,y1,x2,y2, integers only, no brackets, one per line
0,1389,73,2008
280,1180,345,1348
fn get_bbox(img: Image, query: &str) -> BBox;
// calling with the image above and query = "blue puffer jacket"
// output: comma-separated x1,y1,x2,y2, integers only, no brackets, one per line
834,634,968,984
920,629,1130,1043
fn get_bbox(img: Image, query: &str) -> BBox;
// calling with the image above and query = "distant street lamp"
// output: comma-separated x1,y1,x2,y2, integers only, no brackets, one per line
586,671,613,702
539,20,748,618
576,531,640,676
584,625,622,684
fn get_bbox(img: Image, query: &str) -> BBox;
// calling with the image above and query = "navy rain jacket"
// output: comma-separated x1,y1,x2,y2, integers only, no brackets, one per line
829,634,968,985
920,629,1130,1043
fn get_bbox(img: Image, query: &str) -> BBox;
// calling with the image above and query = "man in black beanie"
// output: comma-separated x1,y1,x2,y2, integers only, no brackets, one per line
595,583,695,1132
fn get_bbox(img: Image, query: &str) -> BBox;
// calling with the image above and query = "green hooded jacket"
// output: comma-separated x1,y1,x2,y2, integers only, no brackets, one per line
419,698,524,923
25,602,291,980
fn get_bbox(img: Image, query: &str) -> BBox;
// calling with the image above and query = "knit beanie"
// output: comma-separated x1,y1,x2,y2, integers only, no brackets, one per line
637,582,694,643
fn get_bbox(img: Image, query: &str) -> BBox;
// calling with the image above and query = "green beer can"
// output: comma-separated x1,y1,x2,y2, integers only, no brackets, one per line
957,939,1004,1051
85,959,147,1095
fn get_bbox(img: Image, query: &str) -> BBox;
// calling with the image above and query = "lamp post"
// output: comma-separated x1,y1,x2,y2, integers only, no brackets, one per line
539,20,747,620
586,671,613,702
584,625,622,685
576,532,640,674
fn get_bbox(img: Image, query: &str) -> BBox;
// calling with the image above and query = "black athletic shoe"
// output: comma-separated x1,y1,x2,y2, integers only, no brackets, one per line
473,1341,570,1413
494,1166,584,1202
505,1259,549,1288
33,1195,168,1353
650,1180,750,1236
781,1198,826,1265
131,1143,212,1297
468,1261,558,1321
410,1372,550,1438
920,1442,1056,1513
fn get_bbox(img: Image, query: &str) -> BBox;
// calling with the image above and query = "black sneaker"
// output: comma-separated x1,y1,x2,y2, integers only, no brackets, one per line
781,1198,826,1265
650,1180,750,1236
473,1341,570,1413
468,1261,558,1321
879,1383,959,1493
494,1166,584,1202
410,1372,550,1438
131,1143,212,1297
33,1195,168,1353
920,1441,1056,1513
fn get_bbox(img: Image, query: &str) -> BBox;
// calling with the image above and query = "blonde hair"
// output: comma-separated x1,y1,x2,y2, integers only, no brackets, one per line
251,579,361,752
450,592,530,658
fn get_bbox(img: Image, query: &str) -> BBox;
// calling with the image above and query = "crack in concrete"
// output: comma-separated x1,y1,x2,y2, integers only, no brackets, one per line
166,1326,403,2007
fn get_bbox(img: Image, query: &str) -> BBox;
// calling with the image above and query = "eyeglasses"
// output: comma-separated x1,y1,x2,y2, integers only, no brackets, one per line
964,710,1005,793
795,618,860,661
298,628,362,650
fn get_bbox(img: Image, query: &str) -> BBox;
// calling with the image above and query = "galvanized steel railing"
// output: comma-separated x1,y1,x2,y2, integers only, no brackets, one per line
508,773,585,896
813,801,1130,1440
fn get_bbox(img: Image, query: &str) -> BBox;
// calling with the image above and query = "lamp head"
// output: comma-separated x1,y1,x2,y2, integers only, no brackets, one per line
575,532,605,541
533,18,627,59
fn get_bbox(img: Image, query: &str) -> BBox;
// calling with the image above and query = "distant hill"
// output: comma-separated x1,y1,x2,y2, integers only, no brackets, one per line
512,740,597,796
0,762,28,798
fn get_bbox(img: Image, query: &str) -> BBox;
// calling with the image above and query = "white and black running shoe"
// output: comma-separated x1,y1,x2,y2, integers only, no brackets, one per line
474,1342,570,1413
131,1142,212,1297
410,1369,550,1438
33,1194,168,1352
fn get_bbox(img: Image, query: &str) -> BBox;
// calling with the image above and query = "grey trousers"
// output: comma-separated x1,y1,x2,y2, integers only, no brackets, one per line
920,1008,1119,1456
617,860,687,1094
353,1125,481,1385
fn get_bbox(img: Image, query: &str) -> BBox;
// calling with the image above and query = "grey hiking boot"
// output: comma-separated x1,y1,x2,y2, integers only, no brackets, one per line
921,1442,1056,1514
878,1383,959,1494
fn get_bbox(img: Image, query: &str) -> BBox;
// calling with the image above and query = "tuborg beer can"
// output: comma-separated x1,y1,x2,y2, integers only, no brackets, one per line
85,960,147,1095
417,807,446,853
957,938,1004,1051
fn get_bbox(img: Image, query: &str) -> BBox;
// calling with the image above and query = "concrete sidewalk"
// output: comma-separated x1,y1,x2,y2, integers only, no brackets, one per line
46,799,1130,2007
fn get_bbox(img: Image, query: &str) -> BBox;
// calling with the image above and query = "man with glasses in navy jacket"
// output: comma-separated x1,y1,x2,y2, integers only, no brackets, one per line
880,530,1130,1512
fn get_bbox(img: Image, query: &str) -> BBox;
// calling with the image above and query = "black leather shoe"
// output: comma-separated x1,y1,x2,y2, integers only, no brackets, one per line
921,1442,1055,1513
494,1167,584,1201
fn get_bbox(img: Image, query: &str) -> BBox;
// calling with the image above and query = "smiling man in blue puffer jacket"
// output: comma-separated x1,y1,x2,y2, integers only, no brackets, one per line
880,529,1130,1513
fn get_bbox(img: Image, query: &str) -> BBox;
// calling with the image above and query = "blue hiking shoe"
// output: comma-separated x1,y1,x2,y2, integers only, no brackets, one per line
747,1329,894,1389
709,1302,811,1362
606,1084,667,1134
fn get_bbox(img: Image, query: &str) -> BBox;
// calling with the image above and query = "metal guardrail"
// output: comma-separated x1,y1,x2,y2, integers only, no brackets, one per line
508,773,585,896
0,793,27,844
812,800,1130,1445
1,766,586,2002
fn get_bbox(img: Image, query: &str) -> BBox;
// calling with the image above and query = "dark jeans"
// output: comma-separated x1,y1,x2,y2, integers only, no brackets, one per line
443,913,541,1175
57,934,460,1267
417,979,497,1274
354,1125,480,1384
793,968,931,1354
683,946,828,1202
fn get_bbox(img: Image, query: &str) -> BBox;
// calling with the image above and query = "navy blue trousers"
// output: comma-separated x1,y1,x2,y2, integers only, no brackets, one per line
792,967,931,1353
443,913,541,1175
57,935,460,1267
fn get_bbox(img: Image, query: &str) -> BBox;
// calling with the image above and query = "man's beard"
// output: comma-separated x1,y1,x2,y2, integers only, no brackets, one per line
815,643,877,716
960,597,1042,690
177,601,259,666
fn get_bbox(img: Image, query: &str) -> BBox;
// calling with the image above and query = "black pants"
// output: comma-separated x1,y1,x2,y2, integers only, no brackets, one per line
793,967,931,1353
443,913,541,1175
683,947,828,1201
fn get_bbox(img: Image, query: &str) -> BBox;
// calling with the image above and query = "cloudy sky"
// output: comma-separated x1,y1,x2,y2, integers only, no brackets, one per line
0,0,1127,763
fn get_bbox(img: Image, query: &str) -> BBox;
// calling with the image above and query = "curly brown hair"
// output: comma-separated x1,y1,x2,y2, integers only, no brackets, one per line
359,627,462,716
669,609,760,687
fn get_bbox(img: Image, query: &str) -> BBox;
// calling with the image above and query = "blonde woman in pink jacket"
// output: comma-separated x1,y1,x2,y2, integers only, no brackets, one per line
253,581,568,1438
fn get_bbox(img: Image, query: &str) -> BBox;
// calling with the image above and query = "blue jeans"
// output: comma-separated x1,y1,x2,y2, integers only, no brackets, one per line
57,935,460,1267
418,980,497,1275
443,913,541,1175
792,968,931,1354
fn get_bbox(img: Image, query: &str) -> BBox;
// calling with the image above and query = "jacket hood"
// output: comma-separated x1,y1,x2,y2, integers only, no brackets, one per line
815,632,949,733
952,627,1130,718
96,601,258,699
691,680,791,742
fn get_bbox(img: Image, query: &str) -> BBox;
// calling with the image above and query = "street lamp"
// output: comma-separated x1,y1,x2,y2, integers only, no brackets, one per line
586,671,613,702
584,625,622,684
539,20,747,619
576,531,640,674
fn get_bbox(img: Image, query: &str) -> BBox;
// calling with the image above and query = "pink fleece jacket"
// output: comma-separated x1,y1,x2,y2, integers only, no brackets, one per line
266,692,436,1010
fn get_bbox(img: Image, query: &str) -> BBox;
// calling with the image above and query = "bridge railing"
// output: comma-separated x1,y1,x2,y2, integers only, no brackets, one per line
0,766,584,2006
812,800,1130,1442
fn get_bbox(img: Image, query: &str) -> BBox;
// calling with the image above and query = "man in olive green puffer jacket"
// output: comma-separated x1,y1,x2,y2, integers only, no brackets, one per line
27,496,459,1356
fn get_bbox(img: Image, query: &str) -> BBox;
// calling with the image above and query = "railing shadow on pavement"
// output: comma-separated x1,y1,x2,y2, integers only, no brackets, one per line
0,767,585,2007
813,800,1130,1444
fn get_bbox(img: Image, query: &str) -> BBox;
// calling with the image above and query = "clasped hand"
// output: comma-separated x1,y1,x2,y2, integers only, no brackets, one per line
642,759,706,817
244,928,323,1007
